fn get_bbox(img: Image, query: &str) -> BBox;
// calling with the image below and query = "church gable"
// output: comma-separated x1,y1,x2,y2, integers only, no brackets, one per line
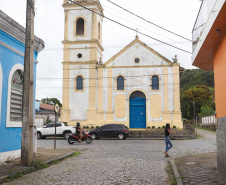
104,38,172,67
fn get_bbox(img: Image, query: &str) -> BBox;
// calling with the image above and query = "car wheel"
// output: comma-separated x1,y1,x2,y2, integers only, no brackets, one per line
37,132,42,139
64,132,71,139
91,133,97,140
118,133,124,140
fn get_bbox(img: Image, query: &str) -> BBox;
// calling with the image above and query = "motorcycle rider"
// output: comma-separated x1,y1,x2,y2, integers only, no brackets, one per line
76,122,83,142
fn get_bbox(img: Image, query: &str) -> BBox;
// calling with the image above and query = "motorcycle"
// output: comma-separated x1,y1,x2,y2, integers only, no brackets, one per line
68,129,93,144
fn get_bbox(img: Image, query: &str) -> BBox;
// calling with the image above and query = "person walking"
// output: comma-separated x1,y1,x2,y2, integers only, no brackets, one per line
164,123,173,157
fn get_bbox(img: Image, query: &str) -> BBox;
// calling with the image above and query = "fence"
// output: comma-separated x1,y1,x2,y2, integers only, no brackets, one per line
202,115,216,125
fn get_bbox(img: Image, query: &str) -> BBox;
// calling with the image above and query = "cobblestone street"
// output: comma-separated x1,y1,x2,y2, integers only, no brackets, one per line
5,129,216,185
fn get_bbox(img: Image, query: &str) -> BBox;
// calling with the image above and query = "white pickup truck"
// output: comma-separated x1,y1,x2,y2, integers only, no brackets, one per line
37,122,76,139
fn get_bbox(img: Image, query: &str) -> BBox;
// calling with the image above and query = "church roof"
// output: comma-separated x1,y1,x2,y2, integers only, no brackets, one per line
104,36,173,66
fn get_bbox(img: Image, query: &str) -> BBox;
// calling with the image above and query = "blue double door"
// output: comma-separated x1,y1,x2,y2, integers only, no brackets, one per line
129,95,146,129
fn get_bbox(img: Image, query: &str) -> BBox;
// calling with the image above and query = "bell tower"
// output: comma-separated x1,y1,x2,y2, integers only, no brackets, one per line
61,0,104,124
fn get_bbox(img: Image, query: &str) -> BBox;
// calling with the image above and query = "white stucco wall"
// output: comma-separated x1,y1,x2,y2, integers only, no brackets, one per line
106,43,169,67
70,44,90,62
168,67,174,121
0,149,21,163
68,9,93,41
69,66,89,121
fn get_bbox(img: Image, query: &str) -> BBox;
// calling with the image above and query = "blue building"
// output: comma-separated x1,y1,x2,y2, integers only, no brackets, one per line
0,10,44,162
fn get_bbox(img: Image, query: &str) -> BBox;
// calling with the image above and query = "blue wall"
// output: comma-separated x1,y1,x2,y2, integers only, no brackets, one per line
0,30,38,153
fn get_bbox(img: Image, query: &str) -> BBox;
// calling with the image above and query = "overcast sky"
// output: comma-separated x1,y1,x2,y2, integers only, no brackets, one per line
1,0,201,102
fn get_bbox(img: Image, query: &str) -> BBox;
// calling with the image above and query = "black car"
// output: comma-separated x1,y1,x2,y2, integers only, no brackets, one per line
88,124,129,140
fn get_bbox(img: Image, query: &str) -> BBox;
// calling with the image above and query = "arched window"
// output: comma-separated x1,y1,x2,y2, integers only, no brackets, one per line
117,76,124,90
76,76,83,90
76,18,84,36
10,70,23,122
152,75,159,90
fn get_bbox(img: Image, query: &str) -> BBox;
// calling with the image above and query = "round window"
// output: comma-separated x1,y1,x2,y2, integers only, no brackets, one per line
77,53,82,58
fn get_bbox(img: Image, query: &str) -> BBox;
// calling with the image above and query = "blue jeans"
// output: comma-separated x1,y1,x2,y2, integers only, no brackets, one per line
164,136,173,152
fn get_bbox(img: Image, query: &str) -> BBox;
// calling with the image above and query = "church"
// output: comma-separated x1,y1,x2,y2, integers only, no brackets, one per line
61,0,183,129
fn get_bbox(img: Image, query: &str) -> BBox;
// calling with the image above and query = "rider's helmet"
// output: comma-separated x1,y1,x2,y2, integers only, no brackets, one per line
76,122,80,127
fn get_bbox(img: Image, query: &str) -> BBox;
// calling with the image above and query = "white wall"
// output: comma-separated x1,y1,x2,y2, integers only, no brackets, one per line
70,44,90,62
69,65,89,121
106,43,169,67
68,8,93,41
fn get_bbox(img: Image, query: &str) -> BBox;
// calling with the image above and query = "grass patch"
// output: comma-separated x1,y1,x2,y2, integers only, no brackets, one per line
167,162,177,185
31,159,49,170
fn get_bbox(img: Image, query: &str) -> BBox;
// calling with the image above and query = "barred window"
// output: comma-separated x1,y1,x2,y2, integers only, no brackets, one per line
152,75,159,90
76,18,84,35
10,70,23,122
117,76,124,90
76,76,83,90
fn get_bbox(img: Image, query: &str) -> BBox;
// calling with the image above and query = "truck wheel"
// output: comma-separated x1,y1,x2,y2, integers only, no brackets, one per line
64,131,71,139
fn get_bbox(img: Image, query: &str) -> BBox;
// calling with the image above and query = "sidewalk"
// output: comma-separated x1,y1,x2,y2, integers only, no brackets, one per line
174,152,226,185
0,148,77,183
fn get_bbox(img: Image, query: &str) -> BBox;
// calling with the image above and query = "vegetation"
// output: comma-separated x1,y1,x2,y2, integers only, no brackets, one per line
147,126,151,129
180,69,214,93
180,69,215,120
181,85,215,119
152,126,155,129
41,97,62,107
167,162,178,185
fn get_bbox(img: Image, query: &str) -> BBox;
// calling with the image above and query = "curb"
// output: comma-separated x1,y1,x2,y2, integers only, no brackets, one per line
170,159,183,185
45,151,77,164
0,151,77,184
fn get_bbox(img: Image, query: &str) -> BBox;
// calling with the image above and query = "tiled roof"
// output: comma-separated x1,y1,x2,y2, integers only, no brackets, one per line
40,103,55,111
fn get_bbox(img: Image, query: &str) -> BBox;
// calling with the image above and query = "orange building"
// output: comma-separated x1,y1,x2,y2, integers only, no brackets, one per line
192,0,226,177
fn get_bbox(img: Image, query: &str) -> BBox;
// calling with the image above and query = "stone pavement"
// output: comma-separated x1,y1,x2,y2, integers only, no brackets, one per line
4,129,217,185
0,148,75,183
175,152,226,185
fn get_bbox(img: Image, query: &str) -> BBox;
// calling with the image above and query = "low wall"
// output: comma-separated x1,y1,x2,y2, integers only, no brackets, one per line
202,124,216,131
128,125,195,139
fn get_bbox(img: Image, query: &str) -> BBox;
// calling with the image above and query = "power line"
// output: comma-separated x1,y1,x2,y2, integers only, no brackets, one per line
37,73,181,80
101,3,191,49
68,0,192,54
106,0,192,42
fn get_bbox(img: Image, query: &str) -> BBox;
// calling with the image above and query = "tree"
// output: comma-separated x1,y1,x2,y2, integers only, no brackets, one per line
199,105,215,117
180,69,214,93
181,85,215,119
41,97,62,107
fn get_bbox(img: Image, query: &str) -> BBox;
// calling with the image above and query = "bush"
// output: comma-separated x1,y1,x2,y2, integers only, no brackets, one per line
152,126,155,129
162,126,166,129
91,126,94,129
173,126,176,128
96,126,99,128
158,127,160,129
86,126,89,129
147,126,150,129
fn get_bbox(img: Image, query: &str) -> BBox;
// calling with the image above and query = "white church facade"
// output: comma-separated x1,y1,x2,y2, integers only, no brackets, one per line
61,0,183,129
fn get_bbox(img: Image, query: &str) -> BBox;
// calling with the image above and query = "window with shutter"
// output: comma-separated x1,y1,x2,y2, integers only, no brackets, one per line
10,70,23,122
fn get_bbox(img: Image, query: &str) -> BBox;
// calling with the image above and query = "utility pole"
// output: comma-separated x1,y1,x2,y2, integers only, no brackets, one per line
21,0,35,167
